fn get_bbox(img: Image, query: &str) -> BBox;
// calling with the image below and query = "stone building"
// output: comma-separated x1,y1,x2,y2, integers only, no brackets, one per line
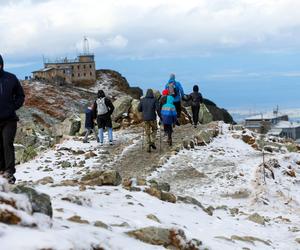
32,54,96,85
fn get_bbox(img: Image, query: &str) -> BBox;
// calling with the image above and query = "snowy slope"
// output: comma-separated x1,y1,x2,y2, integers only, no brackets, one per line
1,125,299,249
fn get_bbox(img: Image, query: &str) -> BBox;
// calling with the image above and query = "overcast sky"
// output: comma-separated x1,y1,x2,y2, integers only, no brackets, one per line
1,0,300,109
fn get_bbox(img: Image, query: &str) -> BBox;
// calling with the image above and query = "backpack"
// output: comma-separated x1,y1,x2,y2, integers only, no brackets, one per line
96,97,108,115
168,82,179,97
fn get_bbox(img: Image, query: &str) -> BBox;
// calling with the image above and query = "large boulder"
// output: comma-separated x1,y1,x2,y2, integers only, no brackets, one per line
112,96,133,121
12,185,53,218
126,227,203,249
81,170,122,186
129,99,143,123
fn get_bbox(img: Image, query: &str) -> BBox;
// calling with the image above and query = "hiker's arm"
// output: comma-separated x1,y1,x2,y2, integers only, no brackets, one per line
92,101,97,119
106,99,115,115
178,82,184,97
155,99,161,119
138,101,142,112
13,77,25,110
199,93,203,104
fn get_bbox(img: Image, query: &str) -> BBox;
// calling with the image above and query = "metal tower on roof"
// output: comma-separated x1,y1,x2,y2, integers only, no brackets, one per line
83,36,90,55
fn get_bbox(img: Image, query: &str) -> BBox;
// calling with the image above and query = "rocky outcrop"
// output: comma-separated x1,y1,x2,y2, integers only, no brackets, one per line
96,70,143,99
81,170,122,186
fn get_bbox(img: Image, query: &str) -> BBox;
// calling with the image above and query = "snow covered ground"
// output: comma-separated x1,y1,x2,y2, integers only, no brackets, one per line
1,124,300,249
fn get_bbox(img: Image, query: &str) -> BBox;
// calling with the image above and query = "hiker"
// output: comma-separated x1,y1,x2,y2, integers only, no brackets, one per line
165,73,184,124
188,84,203,128
138,89,160,153
93,90,115,146
159,89,169,111
0,55,25,184
161,95,177,146
83,103,99,143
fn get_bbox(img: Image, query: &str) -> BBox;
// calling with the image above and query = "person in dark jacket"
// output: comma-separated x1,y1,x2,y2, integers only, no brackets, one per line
188,84,203,128
161,95,177,146
83,103,99,143
93,90,115,146
138,89,160,153
0,55,25,184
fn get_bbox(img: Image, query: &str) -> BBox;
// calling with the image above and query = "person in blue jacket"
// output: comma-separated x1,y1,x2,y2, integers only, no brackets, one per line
83,103,99,143
165,73,184,125
0,54,25,184
161,95,177,146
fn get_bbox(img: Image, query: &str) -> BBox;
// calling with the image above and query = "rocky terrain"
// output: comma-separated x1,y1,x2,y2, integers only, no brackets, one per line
0,121,300,249
15,69,233,165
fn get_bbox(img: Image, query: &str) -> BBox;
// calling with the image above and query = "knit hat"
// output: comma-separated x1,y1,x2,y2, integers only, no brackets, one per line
193,85,199,92
162,89,169,96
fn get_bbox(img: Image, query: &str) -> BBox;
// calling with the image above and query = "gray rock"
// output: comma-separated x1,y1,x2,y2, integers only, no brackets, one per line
12,186,53,218
112,96,133,121
247,213,266,225
94,220,109,229
177,196,213,216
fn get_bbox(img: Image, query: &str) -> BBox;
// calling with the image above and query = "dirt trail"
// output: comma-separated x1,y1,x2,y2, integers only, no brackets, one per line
110,123,201,179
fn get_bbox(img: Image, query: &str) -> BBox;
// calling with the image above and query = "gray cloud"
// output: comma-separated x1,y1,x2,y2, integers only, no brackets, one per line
1,0,300,59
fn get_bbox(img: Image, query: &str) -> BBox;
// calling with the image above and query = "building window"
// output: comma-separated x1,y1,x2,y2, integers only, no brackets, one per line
89,64,92,68
90,72,92,76
83,65,86,69
72,73,74,77
71,65,74,70
77,65,80,70
84,73,86,77
63,70,65,74
78,73,80,77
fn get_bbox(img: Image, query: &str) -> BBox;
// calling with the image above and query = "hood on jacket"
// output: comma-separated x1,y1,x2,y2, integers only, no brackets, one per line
0,54,3,75
97,90,105,98
166,95,174,104
145,89,154,98
193,85,199,92
168,73,175,83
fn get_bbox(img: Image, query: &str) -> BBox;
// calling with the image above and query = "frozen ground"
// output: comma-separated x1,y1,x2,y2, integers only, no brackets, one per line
1,124,299,249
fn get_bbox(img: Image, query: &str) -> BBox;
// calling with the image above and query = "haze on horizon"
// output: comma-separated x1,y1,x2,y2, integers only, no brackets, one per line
1,0,300,110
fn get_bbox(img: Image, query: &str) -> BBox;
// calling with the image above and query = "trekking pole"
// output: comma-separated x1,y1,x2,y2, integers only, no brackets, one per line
159,122,162,154
141,126,144,151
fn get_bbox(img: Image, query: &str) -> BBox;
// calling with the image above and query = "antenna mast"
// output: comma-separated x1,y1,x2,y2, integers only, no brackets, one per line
83,36,90,55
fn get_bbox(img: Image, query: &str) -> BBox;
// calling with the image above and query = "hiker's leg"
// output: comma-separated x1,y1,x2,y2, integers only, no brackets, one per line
2,121,17,175
108,127,113,142
150,120,158,144
93,128,99,142
194,105,200,125
83,129,90,142
98,128,104,143
144,121,151,145
174,101,181,118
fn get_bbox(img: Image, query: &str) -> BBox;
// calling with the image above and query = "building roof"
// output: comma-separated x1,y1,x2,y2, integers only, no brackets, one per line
245,112,287,121
273,121,300,129
32,67,55,73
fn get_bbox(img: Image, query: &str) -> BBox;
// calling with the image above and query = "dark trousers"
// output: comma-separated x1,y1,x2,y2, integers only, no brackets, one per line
174,101,181,118
164,124,173,140
0,121,17,174
191,105,200,125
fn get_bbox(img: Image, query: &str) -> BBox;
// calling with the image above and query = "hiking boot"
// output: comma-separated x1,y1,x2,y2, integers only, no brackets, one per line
109,140,114,146
167,138,172,146
150,143,156,150
175,121,180,126
147,145,151,153
83,140,89,143
194,125,197,128
99,142,103,147
3,172,16,184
